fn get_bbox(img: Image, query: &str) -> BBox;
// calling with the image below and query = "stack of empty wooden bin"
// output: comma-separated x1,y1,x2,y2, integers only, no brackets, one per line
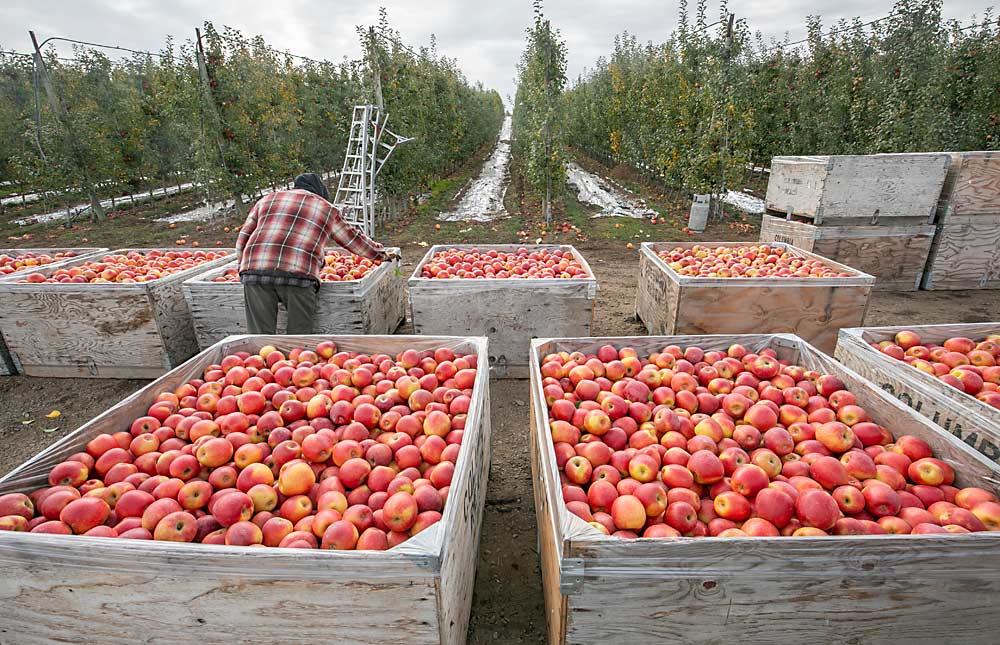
922,151,1000,290
760,154,947,291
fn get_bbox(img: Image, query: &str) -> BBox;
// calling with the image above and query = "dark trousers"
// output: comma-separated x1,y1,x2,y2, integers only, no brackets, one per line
244,283,318,335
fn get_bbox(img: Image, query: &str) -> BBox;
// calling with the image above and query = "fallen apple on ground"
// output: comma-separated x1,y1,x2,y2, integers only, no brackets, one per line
541,342,998,538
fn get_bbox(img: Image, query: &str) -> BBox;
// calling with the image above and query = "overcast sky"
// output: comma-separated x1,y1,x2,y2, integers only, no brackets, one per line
3,0,995,107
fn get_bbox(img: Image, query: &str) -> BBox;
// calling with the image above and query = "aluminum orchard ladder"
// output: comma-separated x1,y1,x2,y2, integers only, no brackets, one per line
332,104,413,237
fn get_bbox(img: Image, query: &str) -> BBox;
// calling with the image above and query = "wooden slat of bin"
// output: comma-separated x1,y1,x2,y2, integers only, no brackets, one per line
765,153,949,224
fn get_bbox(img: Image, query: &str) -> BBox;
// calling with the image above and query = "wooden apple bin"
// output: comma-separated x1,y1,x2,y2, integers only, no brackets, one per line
759,215,937,291
0,334,492,644
0,248,233,378
0,247,108,375
528,334,1000,644
408,244,598,378
183,247,405,349
836,322,1000,465
635,242,875,354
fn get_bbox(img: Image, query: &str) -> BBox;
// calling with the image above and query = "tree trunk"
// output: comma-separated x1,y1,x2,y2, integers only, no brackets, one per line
89,192,105,222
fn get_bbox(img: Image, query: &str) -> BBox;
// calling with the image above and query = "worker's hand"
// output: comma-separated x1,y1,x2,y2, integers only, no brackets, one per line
383,250,401,263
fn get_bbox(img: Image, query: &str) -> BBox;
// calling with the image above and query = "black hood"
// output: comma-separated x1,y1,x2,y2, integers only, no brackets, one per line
293,173,330,201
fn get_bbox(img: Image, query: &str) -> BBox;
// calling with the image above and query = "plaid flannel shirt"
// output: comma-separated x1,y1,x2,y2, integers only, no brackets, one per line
236,189,385,287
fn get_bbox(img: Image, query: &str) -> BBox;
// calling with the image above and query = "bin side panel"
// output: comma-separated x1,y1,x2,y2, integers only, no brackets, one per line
0,288,165,378
672,284,869,354
921,215,1000,290
0,563,440,645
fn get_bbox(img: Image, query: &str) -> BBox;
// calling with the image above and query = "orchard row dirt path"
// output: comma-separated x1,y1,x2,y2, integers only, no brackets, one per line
2,240,998,642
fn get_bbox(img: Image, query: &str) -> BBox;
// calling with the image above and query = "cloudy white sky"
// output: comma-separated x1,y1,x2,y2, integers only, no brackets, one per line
2,0,995,106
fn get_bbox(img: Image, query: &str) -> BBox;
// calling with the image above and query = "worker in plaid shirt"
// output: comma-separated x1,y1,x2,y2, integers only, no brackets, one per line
236,173,398,334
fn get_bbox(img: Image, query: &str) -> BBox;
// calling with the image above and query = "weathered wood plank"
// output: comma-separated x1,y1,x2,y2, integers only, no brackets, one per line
409,245,597,378
766,154,949,223
0,248,107,376
0,249,232,378
921,214,1000,290
760,215,936,291
937,151,1000,221
529,334,1000,645
836,322,1000,464
635,243,873,354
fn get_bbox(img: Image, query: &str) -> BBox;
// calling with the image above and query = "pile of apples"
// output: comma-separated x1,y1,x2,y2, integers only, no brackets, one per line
658,244,854,279
211,252,382,283
0,251,80,276
420,247,586,279
872,331,1000,410
0,342,478,550
540,343,1000,538
17,250,228,284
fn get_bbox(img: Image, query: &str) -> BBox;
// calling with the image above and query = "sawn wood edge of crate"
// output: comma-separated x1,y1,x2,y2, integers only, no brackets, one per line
836,323,1000,463
528,333,1000,645
0,334,492,644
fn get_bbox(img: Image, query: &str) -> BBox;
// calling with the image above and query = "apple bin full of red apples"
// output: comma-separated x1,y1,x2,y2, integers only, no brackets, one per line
0,335,491,644
529,334,1000,644
837,321,1000,466
183,247,406,349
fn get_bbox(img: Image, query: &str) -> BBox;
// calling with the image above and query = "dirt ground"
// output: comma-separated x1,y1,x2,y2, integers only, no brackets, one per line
2,241,998,642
